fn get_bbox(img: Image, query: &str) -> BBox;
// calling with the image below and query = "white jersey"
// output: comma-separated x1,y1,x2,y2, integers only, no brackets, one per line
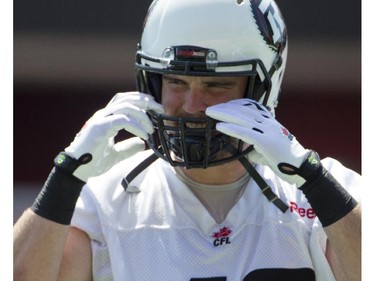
71,150,361,281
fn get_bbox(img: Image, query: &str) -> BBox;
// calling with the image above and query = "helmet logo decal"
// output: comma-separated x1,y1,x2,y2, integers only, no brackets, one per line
250,0,287,52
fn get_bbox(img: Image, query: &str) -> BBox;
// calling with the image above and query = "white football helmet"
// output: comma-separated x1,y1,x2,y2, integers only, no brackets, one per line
135,0,288,169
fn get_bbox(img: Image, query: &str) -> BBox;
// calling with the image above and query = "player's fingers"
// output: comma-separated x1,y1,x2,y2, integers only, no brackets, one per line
114,137,145,158
107,92,165,114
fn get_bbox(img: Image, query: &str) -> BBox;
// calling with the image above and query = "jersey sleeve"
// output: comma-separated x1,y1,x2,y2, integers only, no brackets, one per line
307,157,361,280
321,157,361,202
71,183,104,242
71,182,114,279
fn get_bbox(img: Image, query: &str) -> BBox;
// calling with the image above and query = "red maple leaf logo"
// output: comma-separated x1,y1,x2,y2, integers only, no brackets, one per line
280,126,294,141
280,126,289,137
212,227,232,239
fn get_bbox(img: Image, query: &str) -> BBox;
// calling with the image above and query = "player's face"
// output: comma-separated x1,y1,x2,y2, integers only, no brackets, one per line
161,74,247,118
160,74,249,175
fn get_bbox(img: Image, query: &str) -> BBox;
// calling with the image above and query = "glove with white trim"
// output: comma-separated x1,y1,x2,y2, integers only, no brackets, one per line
63,91,165,182
206,98,310,187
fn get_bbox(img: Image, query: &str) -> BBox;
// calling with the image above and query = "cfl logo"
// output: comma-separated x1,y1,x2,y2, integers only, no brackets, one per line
212,227,232,247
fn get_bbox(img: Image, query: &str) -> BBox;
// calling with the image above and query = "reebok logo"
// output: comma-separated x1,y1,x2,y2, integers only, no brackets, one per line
212,227,232,247
290,202,316,219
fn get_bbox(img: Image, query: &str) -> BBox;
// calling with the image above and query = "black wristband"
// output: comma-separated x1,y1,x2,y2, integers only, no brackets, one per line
298,151,358,227
30,153,86,225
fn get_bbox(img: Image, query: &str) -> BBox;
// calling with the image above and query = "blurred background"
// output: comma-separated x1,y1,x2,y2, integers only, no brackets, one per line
13,0,361,221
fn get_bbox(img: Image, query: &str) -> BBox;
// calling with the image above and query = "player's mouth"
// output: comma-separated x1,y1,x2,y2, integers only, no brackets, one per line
185,122,207,129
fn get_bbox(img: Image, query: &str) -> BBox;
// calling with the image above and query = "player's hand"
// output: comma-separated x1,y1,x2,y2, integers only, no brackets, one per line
206,98,310,187
63,91,165,182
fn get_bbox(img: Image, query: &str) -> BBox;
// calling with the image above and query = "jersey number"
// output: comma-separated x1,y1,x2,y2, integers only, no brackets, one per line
189,268,315,280
190,277,227,281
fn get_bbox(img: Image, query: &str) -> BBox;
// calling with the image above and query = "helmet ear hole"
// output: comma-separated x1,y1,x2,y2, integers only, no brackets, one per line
136,70,162,103
147,73,162,103
245,75,266,104
252,75,265,102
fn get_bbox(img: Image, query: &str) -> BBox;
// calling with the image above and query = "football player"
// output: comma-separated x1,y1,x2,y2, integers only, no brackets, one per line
14,0,361,280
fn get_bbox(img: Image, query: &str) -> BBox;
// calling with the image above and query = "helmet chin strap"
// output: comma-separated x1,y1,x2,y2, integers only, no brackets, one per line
122,141,288,213
167,130,289,213
225,144,288,213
